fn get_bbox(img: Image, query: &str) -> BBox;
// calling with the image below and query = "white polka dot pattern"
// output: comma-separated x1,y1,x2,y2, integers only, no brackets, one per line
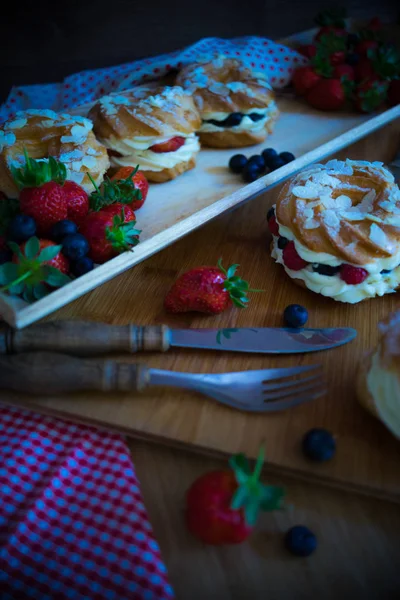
0,36,307,123
0,405,174,599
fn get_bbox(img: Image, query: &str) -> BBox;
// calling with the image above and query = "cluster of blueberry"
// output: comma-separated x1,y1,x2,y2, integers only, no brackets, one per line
2,215,94,276
205,112,266,128
229,148,295,183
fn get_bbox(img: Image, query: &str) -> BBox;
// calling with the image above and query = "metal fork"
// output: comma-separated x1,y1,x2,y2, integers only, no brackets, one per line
0,353,325,413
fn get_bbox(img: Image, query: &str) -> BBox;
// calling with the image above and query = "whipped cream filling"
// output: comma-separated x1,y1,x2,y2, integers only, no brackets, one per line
200,104,277,133
367,349,400,439
109,134,200,172
271,235,400,304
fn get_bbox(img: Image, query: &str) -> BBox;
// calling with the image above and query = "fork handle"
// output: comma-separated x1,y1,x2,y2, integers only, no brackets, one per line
0,353,150,396
0,321,170,356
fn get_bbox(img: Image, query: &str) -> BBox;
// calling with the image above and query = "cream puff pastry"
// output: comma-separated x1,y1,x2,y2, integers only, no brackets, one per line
88,86,201,182
176,56,279,148
357,312,400,439
0,109,110,197
270,159,400,303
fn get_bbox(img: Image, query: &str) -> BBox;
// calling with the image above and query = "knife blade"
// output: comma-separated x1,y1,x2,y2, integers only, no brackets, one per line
169,326,356,354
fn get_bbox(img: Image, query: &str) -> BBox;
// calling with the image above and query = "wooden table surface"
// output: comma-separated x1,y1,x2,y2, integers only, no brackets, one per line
43,126,400,598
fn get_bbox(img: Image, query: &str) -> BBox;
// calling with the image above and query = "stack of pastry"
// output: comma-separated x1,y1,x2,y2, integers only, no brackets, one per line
270,159,400,303
88,86,201,182
357,313,400,439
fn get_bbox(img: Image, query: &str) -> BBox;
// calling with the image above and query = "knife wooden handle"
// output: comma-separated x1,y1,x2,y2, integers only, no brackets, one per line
0,321,170,356
0,352,150,395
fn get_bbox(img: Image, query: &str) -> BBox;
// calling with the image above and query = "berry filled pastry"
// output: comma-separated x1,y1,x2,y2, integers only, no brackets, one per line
176,56,279,148
357,312,400,439
88,86,201,182
0,110,110,197
269,159,400,303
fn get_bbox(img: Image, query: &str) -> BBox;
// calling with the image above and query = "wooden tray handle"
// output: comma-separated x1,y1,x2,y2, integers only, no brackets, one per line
0,321,170,356
0,353,150,395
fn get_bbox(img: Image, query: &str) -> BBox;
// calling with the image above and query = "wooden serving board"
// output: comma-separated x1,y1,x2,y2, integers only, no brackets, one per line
1,25,399,328
2,122,400,502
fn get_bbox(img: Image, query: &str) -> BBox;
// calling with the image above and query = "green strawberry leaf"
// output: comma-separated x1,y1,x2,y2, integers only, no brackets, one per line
7,241,23,260
229,453,251,475
33,283,49,300
89,169,142,211
226,264,239,278
0,262,19,285
37,244,63,263
45,267,71,288
24,236,40,260
12,149,67,189
260,486,286,511
230,484,250,510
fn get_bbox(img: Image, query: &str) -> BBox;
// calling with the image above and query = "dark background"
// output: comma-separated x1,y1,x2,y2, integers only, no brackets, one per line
2,0,399,102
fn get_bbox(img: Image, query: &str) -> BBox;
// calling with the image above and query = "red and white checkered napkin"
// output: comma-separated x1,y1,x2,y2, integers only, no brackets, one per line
0,36,307,122
0,404,174,600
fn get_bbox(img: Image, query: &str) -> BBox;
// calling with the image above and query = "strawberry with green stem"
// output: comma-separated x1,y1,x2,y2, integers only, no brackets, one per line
0,236,70,303
314,8,347,43
164,258,262,315
89,169,143,212
186,447,285,545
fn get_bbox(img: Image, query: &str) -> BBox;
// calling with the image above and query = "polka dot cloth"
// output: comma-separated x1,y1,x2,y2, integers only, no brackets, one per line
0,36,307,123
0,404,174,599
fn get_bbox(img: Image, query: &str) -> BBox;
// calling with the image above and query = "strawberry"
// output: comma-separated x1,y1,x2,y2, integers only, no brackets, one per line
149,136,186,153
314,8,347,42
164,259,259,315
186,449,285,545
282,241,308,271
297,44,317,59
62,180,89,225
316,31,347,65
102,203,136,222
111,167,149,210
388,80,400,107
0,236,70,303
356,40,378,57
89,167,146,212
340,265,368,285
292,66,321,96
333,63,354,81
355,46,400,82
80,208,141,264
353,79,388,113
268,216,279,236
12,153,67,235
306,78,345,111
354,58,376,82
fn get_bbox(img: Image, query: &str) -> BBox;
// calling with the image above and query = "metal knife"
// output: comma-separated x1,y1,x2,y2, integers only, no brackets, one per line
0,321,356,356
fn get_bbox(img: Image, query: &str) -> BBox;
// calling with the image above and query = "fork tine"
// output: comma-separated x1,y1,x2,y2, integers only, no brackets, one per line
262,373,322,393
261,364,322,382
259,388,327,412
263,378,325,402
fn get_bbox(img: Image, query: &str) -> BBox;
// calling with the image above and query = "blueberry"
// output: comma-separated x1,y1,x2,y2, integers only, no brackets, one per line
283,304,308,328
347,33,359,47
285,526,317,557
229,154,248,174
71,256,94,276
247,155,265,170
277,236,289,249
249,112,265,122
7,215,36,243
0,248,12,264
346,52,360,66
302,428,336,462
312,264,341,276
268,156,286,171
267,207,275,221
381,269,392,274
50,220,78,243
224,112,243,127
279,151,295,164
262,148,278,166
242,164,260,183
62,233,90,261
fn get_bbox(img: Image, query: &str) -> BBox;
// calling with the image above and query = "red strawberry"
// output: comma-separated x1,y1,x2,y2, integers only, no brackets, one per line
353,79,388,113
388,80,400,107
11,154,68,235
340,265,368,284
80,208,140,264
149,136,186,153
282,241,308,271
333,63,354,81
186,449,285,545
292,66,321,96
354,58,376,82
164,259,258,315
306,78,345,110
315,26,346,43
268,216,279,236
356,40,378,57
2,236,71,303
297,44,317,59
102,203,136,222
111,167,149,210
20,181,67,235
62,180,89,225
